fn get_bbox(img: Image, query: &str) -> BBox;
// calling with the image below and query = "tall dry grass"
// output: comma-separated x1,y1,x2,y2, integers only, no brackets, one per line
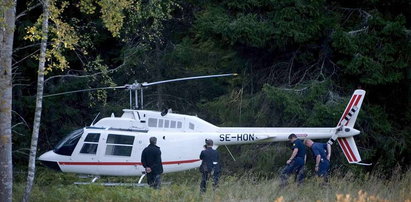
13,168,411,202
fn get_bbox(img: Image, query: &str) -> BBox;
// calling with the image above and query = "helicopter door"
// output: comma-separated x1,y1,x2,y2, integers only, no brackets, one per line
98,133,141,176
69,132,101,175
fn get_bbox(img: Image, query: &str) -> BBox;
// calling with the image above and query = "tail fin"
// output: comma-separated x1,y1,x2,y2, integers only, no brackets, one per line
337,89,366,127
336,90,370,165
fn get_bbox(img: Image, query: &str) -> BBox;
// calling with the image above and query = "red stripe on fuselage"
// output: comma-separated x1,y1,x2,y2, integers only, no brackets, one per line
342,138,358,162
58,159,200,166
162,159,200,165
59,162,141,166
338,95,358,126
337,138,353,162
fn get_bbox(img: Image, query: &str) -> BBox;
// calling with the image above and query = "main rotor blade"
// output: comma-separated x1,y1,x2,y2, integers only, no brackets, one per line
142,73,238,87
43,86,127,98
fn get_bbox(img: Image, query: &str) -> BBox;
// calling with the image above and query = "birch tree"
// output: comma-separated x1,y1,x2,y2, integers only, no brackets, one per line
22,0,80,200
20,0,178,199
0,0,16,201
22,0,49,201
22,0,134,200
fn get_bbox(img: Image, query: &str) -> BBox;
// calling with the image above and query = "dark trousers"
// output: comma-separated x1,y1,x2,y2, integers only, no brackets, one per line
200,171,220,192
280,158,305,187
147,173,161,189
317,159,330,182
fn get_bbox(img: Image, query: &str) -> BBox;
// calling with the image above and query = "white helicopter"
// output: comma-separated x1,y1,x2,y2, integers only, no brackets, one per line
38,73,369,184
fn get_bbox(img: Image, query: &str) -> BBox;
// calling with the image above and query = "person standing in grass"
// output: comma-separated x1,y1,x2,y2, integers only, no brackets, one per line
199,139,221,193
280,133,306,187
141,137,163,189
304,139,331,182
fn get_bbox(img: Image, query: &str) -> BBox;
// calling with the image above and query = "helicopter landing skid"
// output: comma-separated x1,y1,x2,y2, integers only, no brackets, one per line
73,173,170,187
73,182,150,187
73,181,171,187
91,176,100,183
138,173,146,184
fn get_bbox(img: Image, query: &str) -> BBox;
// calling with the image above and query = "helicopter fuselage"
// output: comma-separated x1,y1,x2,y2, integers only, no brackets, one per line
38,109,360,176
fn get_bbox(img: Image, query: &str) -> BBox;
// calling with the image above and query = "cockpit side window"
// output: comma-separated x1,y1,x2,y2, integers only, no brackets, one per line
54,129,83,156
80,144,98,154
84,133,100,142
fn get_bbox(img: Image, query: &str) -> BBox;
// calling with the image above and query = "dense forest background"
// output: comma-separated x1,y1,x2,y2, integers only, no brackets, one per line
12,0,410,176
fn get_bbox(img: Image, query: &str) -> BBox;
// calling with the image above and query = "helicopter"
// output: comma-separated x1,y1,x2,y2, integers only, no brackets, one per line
38,73,369,184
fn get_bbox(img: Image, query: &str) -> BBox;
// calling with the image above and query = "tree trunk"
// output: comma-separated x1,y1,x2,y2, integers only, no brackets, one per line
407,64,411,120
155,42,163,110
22,0,49,201
0,0,16,201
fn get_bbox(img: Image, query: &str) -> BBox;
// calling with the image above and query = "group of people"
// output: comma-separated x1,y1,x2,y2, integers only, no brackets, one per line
280,133,331,187
140,137,220,191
140,134,331,191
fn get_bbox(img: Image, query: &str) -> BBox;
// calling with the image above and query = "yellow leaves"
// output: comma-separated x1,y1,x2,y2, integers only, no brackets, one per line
336,190,389,202
23,0,79,73
274,196,284,202
98,0,133,37
78,0,96,14
24,26,42,41
24,17,43,42
78,0,138,37
336,193,352,202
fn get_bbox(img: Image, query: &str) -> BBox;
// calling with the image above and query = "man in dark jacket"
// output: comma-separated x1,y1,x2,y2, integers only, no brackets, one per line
304,139,331,183
280,133,306,188
199,139,220,192
141,137,163,189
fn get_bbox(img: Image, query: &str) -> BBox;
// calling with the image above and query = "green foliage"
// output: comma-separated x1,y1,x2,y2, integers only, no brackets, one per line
85,56,115,108
194,7,274,47
219,143,289,177
194,0,335,49
356,105,411,172
332,14,410,85
122,0,177,42
202,81,343,127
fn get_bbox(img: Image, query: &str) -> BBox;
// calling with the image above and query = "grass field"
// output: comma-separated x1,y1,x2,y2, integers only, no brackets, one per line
13,168,411,202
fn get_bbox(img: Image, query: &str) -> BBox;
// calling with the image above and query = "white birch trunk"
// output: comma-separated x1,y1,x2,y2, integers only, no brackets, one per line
0,0,16,201
22,0,49,201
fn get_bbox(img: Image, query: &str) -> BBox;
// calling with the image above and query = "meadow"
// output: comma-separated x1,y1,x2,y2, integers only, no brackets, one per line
13,167,411,202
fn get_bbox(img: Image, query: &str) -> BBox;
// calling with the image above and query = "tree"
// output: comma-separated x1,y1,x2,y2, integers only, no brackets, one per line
0,0,16,201
22,0,49,201
22,0,146,200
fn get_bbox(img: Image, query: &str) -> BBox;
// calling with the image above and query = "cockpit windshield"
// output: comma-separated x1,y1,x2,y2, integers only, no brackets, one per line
54,128,83,156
